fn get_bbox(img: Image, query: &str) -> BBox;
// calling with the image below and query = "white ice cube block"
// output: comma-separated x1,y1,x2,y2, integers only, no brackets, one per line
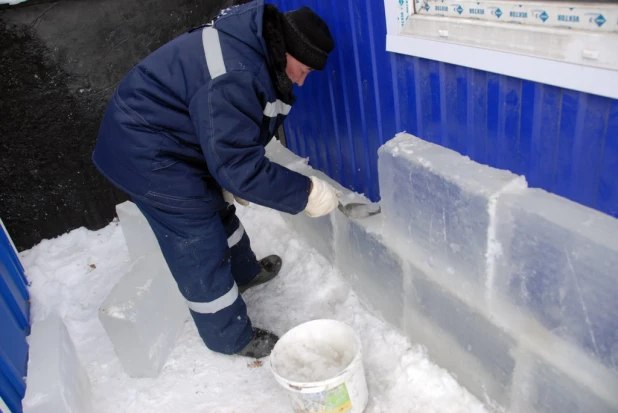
514,356,618,413
378,133,525,287
495,188,618,371
23,314,92,413
282,211,335,263
264,141,337,261
116,201,161,261
266,139,404,324
99,254,189,377
334,213,405,329
403,262,517,407
281,165,337,263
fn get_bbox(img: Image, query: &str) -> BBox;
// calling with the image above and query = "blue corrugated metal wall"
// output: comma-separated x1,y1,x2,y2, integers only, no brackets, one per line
273,0,618,218
0,224,30,413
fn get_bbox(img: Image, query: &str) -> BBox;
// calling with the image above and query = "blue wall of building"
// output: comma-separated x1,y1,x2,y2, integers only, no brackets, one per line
0,224,29,413
273,0,618,218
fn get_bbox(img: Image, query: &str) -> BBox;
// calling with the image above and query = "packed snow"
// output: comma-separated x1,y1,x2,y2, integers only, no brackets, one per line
20,204,488,413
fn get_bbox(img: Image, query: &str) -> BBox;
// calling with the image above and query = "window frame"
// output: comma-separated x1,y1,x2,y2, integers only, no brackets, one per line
384,0,618,99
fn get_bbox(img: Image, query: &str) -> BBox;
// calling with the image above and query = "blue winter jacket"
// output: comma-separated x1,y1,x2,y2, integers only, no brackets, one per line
93,0,312,214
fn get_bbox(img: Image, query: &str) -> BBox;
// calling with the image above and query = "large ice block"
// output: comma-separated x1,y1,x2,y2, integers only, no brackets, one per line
403,262,517,407
266,143,368,265
378,133,525,287
282,211,335,263
335,213,405,329
280,165,338,263
513,356,618,413
23,314,92,413
265,140,405,326
99,254,189,377
116,201,161,261
495,188,618,372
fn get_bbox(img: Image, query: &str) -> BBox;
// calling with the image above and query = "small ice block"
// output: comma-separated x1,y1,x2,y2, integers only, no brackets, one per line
116,201,161,261
99,254,189,377
23,314,92,413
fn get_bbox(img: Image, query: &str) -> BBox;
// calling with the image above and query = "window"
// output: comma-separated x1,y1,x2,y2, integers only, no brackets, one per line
384,0,618,99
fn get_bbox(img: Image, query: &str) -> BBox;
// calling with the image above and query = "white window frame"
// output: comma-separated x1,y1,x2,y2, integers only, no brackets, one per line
384,0,618,99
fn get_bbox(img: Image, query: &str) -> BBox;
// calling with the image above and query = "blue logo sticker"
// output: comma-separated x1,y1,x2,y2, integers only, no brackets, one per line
456,5,464,14
424,2,430,12
539,11,548,22
399,0,404,5
594,14,606,27
495,8,502,18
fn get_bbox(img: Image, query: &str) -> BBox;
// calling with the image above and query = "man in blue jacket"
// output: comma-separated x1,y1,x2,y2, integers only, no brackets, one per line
93,1,339,358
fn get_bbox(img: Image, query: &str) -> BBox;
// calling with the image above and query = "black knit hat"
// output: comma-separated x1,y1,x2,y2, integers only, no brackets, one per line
281,7,334,71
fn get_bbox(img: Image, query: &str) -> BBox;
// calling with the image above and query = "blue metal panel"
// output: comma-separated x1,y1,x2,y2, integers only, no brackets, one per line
273,0,618,218
0,225,29,413
598,101,618,217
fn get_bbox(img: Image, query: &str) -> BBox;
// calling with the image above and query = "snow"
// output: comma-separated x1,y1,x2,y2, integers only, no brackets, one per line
20,204,488,413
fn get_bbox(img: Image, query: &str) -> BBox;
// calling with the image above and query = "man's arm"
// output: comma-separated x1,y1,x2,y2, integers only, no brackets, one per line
189,71,312,214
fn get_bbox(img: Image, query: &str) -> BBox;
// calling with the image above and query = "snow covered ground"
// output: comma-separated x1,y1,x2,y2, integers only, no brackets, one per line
20,204,488,413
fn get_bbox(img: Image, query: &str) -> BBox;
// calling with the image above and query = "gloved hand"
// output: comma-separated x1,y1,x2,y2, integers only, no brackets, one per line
222,189,250,207
305,176,340,217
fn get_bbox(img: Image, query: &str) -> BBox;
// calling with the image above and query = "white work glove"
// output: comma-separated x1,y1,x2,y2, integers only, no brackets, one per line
222,189,249,207
305,176,340,217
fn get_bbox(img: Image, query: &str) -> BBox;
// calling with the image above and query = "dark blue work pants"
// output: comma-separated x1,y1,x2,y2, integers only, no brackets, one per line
133,199,261,354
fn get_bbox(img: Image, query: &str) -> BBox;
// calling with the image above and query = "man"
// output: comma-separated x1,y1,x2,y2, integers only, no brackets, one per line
92,0,339,359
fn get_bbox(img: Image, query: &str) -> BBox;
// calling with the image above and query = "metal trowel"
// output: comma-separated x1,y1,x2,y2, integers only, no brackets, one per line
338,201,381,219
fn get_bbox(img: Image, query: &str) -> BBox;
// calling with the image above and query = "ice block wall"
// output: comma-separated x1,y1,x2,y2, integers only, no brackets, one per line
266,135,618,413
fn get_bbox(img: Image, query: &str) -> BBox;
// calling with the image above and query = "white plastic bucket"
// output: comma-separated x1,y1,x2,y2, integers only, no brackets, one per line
270,319,368,413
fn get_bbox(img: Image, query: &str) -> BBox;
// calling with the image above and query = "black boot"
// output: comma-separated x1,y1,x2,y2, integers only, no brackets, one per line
236,327,279,359
238,255,282,293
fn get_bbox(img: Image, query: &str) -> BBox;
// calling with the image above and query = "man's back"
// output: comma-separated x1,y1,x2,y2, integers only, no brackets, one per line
92,0,300,214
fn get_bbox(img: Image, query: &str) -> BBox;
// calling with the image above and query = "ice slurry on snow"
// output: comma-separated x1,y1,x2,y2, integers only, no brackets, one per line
271,320,362,385
273,337,355,383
